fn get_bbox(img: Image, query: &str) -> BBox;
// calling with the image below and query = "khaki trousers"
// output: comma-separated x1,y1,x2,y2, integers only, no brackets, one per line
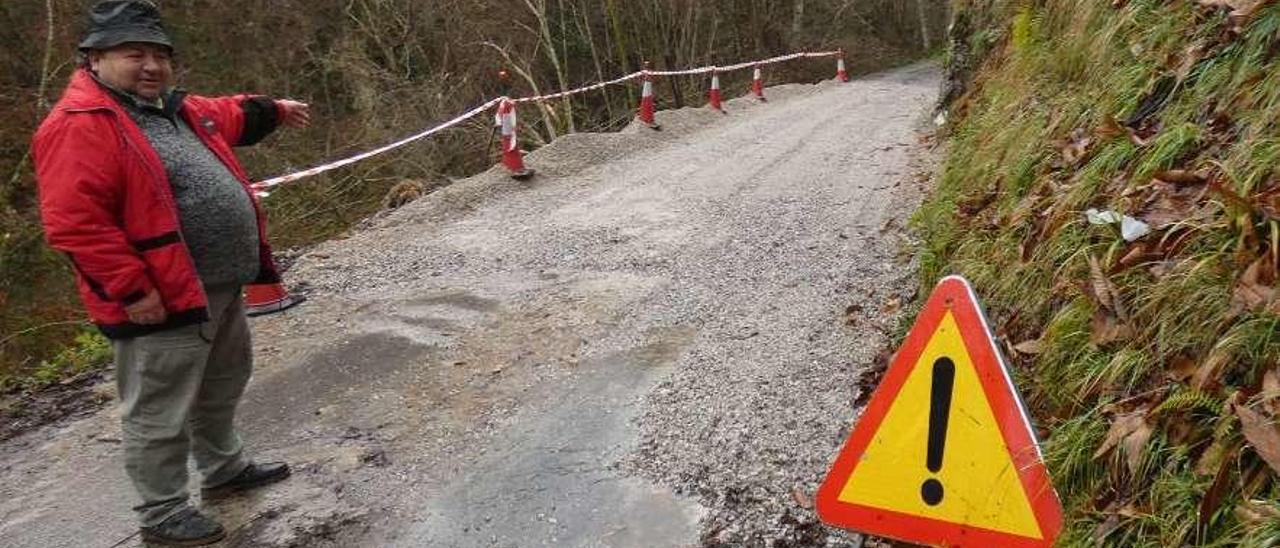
112,286,252,526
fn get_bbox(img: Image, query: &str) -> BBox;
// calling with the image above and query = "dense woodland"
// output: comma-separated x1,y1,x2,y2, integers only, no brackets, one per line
0,1,946,388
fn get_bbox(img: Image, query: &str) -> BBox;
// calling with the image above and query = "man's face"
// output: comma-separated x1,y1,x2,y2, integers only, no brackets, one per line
89,42,173,100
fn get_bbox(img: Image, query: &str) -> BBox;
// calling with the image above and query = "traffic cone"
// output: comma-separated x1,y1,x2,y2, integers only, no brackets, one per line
244,281,306,317
638,61,661,130
752,65,766,102
708,68,725,112
496,98,534,180
837,48,850,82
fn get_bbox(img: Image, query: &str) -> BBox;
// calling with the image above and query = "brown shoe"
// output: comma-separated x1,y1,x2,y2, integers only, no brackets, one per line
202,462,291,500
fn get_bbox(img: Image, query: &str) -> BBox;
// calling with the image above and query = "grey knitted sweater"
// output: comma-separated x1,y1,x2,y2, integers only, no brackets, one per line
115,88,260,289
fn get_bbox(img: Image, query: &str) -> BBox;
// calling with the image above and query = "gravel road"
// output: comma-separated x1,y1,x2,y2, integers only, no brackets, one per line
0,62,940,548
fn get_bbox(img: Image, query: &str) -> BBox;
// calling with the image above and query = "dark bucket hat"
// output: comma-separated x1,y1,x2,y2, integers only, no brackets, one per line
78,0,172,52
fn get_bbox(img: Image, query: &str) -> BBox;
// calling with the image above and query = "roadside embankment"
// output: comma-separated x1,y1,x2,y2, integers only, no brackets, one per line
924,1,1280,544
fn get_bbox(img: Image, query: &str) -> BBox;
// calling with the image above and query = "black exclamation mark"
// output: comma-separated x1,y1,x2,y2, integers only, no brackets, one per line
921,357,955,506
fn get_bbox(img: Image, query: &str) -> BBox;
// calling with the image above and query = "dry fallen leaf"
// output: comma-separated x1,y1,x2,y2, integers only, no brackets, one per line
1013,339,1044,355
1122,425,1154,475
1088,254,1132,327
1153,169,1208,186
1091,310,1134,346
1197,0,1279,32
1195,434,1238,477
1199,454,1233,531
1096,116,1127,140
1089,255,1116,311
1235,500,1280,525
1235,402,1280,474
1209,178,1254,212
1093,502,1124,543
1058,128,1093,166
1192,348,1234,392
1115,241,1160,273
1007,188,1046,227
1196,0,1270,14
1094,409,1154,475
1175,42,1208,83
1138,179,1212,230
1166,355,1198,383
1129,126,1157,147
1263,368,1280,398
1254,185,1280,221
1092,502,1144,542
1231,253,1277,315
958,192,998,217
1263,368,1280,418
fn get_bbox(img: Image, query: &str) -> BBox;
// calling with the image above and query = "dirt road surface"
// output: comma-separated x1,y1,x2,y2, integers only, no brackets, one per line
0,62,939,547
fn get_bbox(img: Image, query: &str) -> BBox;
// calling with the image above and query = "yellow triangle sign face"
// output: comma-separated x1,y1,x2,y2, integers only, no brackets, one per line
816,276,1062,547
838,311,1042,537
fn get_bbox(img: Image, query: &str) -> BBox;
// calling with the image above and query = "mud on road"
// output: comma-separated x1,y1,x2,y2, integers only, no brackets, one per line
0,62,940,547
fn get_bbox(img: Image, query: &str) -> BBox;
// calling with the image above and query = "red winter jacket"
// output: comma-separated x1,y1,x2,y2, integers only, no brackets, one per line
33,69,282,339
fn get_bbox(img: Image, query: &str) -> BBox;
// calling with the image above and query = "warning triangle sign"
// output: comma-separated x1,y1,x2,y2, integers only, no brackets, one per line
817,276,1062,547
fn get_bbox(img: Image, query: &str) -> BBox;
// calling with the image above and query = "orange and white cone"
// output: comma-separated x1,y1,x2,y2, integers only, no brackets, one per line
708,68,725,112
496,98,534,180
752,65,766,102
837,49,850,82
244,281,306,317
638,62,661,130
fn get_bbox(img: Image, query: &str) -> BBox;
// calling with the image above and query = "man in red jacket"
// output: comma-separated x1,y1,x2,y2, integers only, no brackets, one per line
33,1,311,544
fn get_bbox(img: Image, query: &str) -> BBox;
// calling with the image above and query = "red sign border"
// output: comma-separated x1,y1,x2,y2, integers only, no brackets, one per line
816,275,1063,547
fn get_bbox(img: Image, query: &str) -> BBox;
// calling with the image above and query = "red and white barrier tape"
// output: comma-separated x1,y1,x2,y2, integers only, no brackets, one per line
254,97,503,192
512,71,643,104
650,51,839,76
251,50,840,193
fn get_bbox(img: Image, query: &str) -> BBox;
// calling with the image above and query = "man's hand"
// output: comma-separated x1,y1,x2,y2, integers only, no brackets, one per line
125,289,167,325
277,100,311,129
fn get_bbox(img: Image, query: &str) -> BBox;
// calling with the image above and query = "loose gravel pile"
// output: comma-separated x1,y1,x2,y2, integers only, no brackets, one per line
610,69,940,546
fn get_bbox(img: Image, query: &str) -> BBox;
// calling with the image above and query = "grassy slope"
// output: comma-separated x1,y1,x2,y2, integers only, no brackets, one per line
921,0,1280,545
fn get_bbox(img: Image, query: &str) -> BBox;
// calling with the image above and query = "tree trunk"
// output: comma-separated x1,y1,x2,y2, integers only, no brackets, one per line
792,0,805,39
916,0,932,51
523,0,575,135
664,52,682,109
